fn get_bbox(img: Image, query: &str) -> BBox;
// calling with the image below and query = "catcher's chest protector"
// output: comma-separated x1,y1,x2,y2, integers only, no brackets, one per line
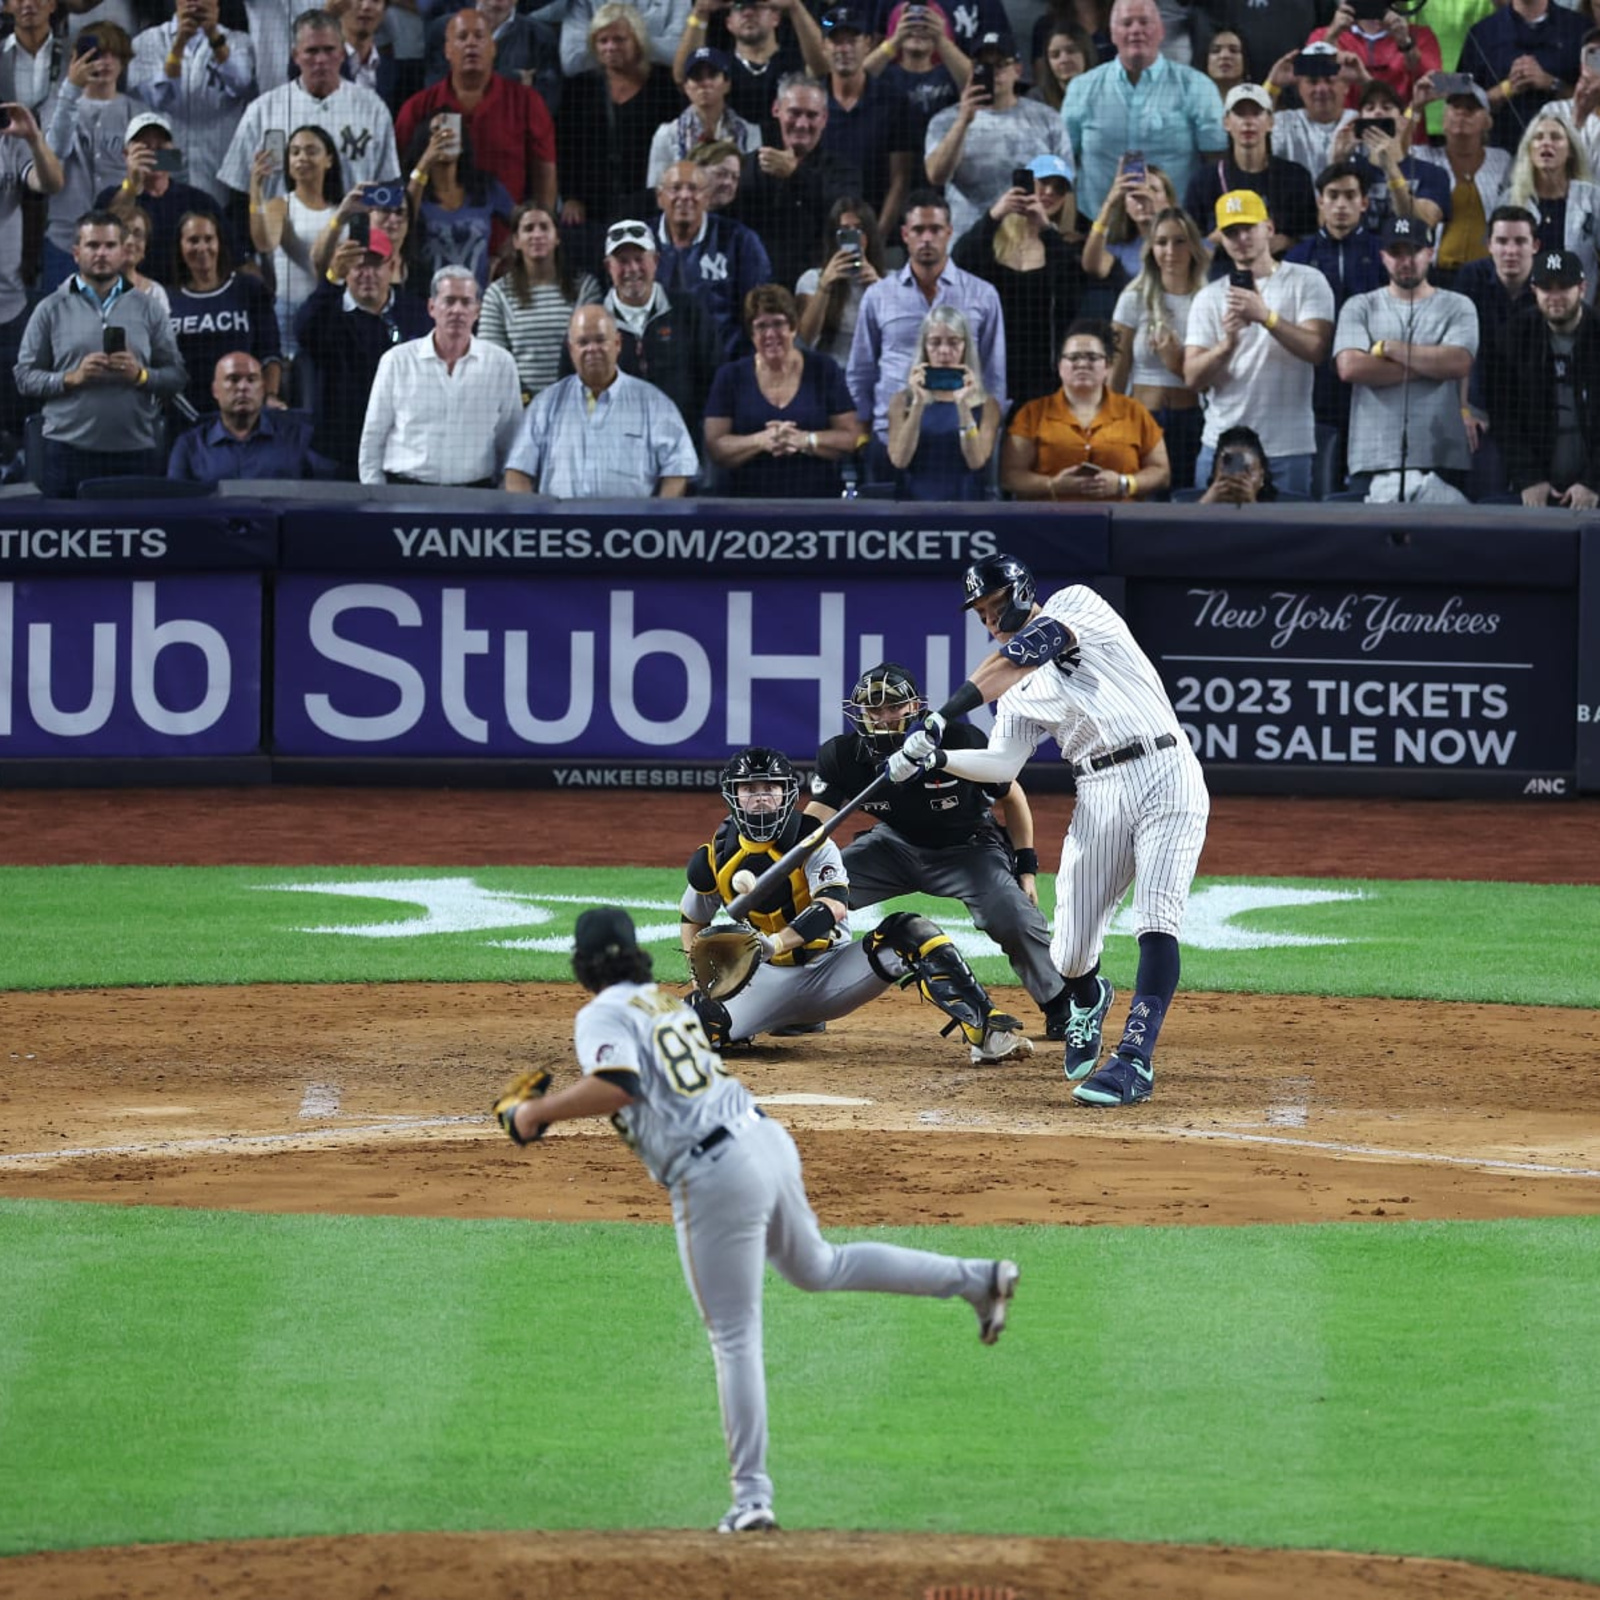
707,823,826,965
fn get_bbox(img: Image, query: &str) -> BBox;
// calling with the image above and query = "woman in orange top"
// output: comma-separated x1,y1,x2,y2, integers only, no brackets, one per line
1001,319,1170,501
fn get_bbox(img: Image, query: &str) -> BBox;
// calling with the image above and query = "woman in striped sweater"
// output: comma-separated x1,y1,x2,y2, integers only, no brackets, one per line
477,202,603,402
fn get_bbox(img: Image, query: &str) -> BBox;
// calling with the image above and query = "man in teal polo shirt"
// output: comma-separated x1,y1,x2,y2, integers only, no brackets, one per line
1060,0,1225,217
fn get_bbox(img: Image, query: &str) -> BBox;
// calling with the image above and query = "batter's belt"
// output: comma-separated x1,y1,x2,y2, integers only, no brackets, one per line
1073,733,1177,779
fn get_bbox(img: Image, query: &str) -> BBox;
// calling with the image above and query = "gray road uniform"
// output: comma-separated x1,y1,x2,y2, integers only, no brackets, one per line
573,976,1015,1525
810,720,1066,1022
681,802,1032,1065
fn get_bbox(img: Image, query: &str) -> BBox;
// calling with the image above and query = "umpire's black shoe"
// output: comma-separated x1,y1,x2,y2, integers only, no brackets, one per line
1043,989,1073,1041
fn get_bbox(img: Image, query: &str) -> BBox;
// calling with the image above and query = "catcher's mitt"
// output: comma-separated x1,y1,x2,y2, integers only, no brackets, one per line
689,923,774,1001
493,1067,553,1146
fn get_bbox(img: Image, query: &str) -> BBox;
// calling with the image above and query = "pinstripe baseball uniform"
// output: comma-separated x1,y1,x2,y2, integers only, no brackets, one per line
574,977,1012,1526
928,572,1211,1100
984,585,1210,975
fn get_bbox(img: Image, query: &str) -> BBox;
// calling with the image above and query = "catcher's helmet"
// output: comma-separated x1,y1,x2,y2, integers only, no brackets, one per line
720,746,800,843
962,554,1037,634
844,661,925,759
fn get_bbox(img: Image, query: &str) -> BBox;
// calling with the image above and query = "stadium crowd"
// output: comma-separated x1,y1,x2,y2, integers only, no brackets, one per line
1,0,1596,501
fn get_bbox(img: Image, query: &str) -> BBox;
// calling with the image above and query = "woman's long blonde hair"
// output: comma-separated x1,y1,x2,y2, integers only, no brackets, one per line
1507,112,1594,207
1132,206,1208,330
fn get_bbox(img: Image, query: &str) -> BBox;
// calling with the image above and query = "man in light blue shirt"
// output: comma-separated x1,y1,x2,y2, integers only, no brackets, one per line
1061,0,1225,218
505,304,699,497
846,188,1006,447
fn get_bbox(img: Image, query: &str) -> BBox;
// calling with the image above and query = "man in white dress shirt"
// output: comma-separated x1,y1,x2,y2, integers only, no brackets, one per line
218,9,400,200
504,303,698,496
358,264,523,485
127,0,257,207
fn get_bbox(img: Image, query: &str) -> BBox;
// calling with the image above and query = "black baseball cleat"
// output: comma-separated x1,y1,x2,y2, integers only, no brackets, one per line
1043,990,1074,1041
717,1501,779,1533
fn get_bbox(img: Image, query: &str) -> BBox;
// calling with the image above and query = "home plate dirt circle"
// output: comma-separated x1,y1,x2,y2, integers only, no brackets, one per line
1,788,1596,1600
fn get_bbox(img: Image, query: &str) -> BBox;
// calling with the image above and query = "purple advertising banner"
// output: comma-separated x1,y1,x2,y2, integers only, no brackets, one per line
1127,577,1576,790
271,574,1002,760
0,575,262,757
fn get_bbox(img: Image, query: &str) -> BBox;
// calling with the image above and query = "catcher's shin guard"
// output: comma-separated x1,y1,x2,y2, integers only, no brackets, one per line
867,912,992,1046
687,989,734,1052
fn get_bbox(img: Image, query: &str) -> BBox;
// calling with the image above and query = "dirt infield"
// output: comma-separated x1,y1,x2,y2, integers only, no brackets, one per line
2,788,1597,1600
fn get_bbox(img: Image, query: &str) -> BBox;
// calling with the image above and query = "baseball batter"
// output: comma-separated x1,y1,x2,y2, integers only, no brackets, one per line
681,746,1033,1065
493,905,1020,1534
889,555,1210,1106
806,662,1072,1037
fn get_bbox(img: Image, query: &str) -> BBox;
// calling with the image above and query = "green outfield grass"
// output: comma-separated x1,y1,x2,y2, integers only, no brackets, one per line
1,1200,1596,1580
2,865,1597,1007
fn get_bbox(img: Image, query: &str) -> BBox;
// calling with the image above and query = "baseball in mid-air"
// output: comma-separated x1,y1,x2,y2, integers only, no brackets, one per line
732,870,758,895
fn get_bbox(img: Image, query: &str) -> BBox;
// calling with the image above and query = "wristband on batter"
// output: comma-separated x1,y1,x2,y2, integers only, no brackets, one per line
787,901,835,944
1014,848,1039,877
938,677,985,721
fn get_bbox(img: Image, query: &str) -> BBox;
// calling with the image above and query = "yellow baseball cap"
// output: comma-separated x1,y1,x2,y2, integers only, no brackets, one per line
1215,189,1269,230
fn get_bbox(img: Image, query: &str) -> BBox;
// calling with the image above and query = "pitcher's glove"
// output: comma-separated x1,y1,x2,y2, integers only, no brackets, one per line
689,922,775,1001
493,1067,553,1146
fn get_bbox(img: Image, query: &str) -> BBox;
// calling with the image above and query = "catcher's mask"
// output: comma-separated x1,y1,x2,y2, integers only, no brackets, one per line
844,661,925,760
721,746,800,843
962,553,1036,635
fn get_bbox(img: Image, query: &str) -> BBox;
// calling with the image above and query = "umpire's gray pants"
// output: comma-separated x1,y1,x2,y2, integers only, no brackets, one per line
671,1111,994,1511
842,825,1062,1007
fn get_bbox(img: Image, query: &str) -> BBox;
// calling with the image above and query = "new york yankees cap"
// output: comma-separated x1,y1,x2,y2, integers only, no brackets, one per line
1215,188,1269,230
124,111,175,144
573,906,639,958
1531,248,1584,287
1379,213,1428,250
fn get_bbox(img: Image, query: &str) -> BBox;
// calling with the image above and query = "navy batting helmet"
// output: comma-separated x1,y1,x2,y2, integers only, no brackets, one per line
844,661,925,759
962,554,1037,634
720,746,800,843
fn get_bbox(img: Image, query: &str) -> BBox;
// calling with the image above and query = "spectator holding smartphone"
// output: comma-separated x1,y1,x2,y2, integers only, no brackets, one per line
127,0,256,210
403,109,514,290
1182,188,1334,494
1307,0,1440,110
15,209,186,496
40,23,138,291
794,194,885,360
884,303,1000,498
1409,78,1507,278
1197,424,1277,502
96,111,227,287
1546,30,1600,175
1001,317,1169,499
1263,41,1358,184
1083,155,1179,279
249,125,344,361
953,153,1096,404
925,28,1069,237
1332,80,1449,232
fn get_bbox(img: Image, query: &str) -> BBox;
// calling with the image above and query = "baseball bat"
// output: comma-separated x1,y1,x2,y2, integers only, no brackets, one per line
725,769,893,920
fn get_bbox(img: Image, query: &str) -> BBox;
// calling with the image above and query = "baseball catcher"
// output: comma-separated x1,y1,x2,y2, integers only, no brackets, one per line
679,745,1031,1064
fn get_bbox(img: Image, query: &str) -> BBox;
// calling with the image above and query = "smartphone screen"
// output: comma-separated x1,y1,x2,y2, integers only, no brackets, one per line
348,212,371,247
263,128,287,162
152,148,185,174
1229,268,1254,290
971,62,994,98
1354,117,1396,138
1011,166,1035,193
102,326,127,356
1122,150,1146,182
924,367,964,391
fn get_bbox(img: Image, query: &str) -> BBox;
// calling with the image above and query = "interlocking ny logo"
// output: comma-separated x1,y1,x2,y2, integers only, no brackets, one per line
341,125,374,161
1225,194,1247,213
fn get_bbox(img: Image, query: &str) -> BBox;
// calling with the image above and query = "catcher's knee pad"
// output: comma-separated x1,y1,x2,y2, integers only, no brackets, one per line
868,912,992,1043
687,990,734,1052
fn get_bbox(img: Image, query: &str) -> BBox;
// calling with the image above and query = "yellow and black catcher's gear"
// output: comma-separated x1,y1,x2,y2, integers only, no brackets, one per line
865,911,995,1046
844,660,926,760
